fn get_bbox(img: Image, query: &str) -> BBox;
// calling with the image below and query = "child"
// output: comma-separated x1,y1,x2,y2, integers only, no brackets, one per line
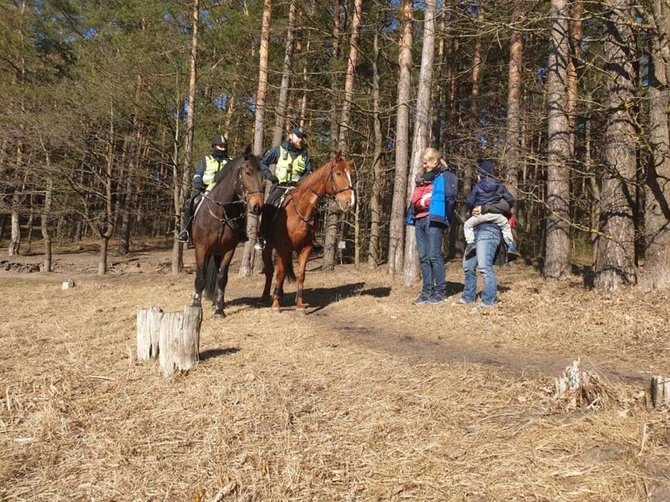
464,160,520,258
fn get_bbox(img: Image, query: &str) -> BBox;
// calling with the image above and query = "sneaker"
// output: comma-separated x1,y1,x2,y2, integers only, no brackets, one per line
453,297,474,306
177,230,190,243
506,240,521,257
412,293,430,305
427,295,446,305
464,242,476,258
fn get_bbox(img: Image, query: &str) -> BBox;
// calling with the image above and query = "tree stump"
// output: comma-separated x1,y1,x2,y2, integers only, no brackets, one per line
158,306,202,377
651,376,670,409
136,306,163,362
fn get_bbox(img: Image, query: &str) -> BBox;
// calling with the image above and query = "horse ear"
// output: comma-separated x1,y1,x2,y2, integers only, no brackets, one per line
334,150,343,162
244,144,253,158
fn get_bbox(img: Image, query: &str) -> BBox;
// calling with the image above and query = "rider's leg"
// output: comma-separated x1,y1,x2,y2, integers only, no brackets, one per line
178,195,195,242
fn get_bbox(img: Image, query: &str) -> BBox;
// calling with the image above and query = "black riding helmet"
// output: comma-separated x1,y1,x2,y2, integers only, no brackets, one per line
211,134,227,148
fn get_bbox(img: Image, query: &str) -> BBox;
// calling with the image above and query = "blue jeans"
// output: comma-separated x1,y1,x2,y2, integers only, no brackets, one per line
415,217,446,298
461,224,501,305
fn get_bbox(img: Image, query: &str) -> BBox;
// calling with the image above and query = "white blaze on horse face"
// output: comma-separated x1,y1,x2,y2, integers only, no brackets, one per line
346,170,355,207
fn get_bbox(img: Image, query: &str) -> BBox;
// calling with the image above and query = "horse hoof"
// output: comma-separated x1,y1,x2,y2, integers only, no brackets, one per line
214,311,226,319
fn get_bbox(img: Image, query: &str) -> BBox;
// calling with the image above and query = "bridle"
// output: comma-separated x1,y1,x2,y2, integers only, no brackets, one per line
291,160,355,224
204,161,263,226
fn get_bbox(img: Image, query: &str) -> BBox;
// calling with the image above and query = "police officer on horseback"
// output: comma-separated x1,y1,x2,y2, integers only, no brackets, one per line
178,134,231,243
256,127,314,249
261,127,314,204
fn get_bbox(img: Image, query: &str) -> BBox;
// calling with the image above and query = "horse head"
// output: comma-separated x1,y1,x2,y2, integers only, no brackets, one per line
327,150,356,213
237,145,264,215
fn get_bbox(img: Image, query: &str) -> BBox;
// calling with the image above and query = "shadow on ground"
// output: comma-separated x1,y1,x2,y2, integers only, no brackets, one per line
226,281,392,312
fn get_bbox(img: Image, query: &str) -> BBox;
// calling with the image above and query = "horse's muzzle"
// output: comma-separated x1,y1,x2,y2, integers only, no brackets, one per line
249,201,263,216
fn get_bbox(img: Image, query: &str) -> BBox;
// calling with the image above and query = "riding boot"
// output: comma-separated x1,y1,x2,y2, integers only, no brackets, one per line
178,195,195,243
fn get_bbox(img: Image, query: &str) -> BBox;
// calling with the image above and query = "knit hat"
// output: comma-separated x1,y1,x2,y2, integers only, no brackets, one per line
477,159,497,177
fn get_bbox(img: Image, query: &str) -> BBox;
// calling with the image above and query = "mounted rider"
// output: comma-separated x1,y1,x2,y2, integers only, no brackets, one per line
256,127,314,249
178,134,232,243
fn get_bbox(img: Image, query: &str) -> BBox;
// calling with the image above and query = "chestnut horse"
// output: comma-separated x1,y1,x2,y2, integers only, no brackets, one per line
191,149,264,317
261,152,355,311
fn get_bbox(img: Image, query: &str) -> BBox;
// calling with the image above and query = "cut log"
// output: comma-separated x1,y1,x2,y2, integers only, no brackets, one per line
651,376,670,409
158,306,202,377
136,306,163,362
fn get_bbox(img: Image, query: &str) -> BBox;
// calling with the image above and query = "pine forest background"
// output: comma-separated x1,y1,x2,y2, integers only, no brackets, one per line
1,0,669,291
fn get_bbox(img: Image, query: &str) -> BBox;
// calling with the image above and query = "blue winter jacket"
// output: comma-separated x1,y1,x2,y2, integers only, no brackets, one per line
466,176,514,210
406,167,458,227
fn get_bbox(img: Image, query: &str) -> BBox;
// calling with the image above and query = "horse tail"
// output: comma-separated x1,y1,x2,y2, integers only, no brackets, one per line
204,255,220,300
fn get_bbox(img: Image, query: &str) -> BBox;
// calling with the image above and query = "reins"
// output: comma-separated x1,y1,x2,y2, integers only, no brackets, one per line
203,163,262,227
287,161,354,224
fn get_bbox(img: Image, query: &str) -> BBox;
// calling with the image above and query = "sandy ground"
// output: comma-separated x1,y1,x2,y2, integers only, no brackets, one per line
2,242,670,501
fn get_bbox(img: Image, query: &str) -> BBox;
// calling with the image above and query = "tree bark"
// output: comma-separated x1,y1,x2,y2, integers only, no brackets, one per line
240,0,272,277
323,0,363,271
504,5,523,199
159,306,202,377
173,0,199,274
643,0,670,290
387,0,413,276
271,0,296,146
39,139,54,272
403,0,437,287
595,0,638,290
368,21,383,268
544,0,572,279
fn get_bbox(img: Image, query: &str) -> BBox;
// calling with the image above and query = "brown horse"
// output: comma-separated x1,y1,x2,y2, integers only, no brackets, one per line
261,151,355,312
191,149,264,318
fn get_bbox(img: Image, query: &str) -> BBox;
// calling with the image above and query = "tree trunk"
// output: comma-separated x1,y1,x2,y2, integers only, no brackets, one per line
368,22,383,268
322,0,363,271
240,0,272,277
403,0,437,287
595,0,638,290
39,138,54,272
271,0,296,146
544,0,572,279
9,195,21,257
329,0,342,149
643,0,670,290
387,0,413,276
504,5,523,199
173,0,199,275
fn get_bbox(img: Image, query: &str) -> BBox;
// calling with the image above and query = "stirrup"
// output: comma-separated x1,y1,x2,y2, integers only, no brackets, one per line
177,230,190,243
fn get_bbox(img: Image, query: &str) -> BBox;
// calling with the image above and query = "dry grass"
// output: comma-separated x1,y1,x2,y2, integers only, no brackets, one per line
1,246,670,501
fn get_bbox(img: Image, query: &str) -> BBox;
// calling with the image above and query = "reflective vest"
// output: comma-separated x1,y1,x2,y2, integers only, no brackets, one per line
275,146,307,184
202,155,230,187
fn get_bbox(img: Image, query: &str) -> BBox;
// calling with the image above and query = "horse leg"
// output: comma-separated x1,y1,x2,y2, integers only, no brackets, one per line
271,252,286,312
213,249,234,318
261,244,274,304
192,247,207,307
295,245,313,314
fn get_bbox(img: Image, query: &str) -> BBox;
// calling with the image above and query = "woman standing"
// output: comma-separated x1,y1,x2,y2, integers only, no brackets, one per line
406,147,458,305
